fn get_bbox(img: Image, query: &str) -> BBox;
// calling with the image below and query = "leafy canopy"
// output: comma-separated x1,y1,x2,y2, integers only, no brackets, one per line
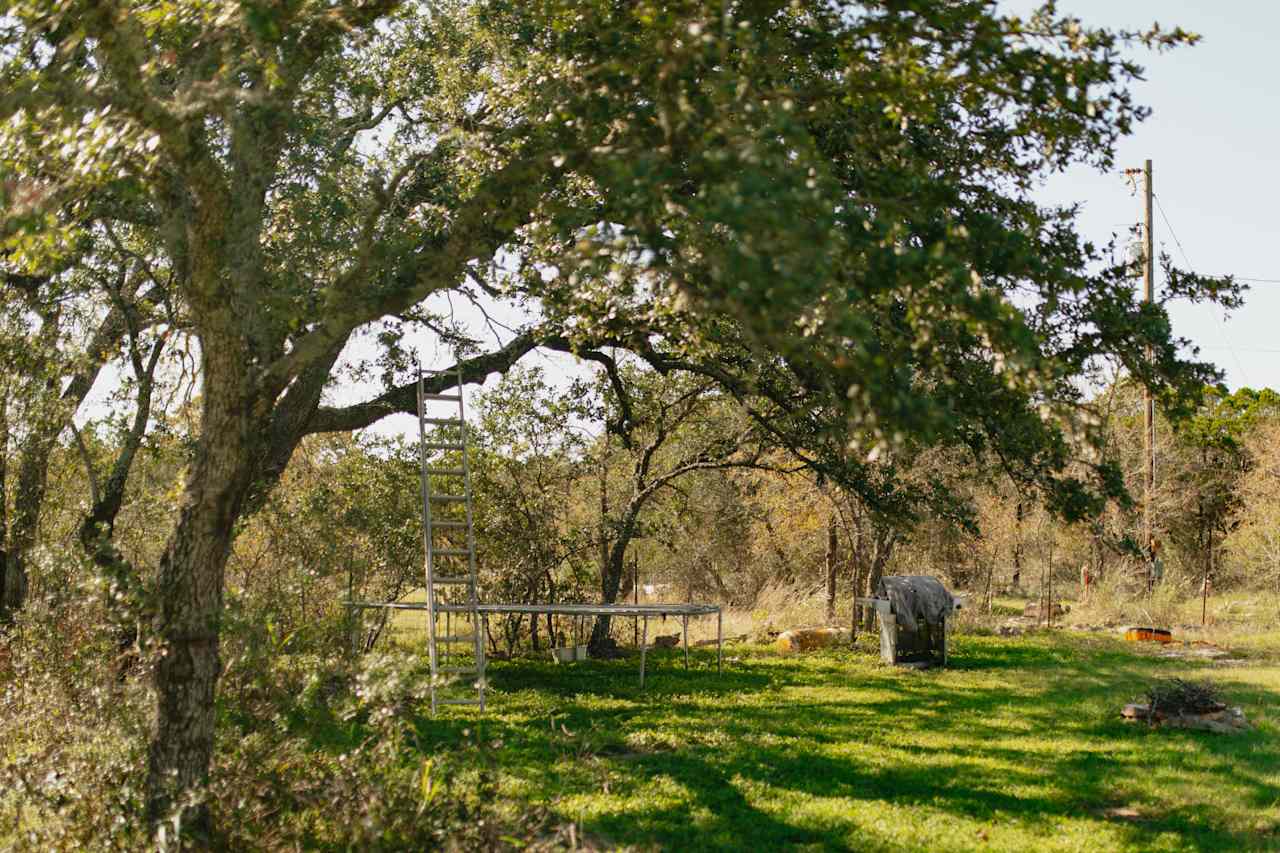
0,0,1241,522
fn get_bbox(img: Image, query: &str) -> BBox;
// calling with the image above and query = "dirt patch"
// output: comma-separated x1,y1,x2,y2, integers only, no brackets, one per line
1099,806,1147,822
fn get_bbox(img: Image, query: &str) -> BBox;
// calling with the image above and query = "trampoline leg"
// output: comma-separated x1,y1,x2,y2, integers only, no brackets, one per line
682,614,689,670
717,609,723,675
640,615,648,689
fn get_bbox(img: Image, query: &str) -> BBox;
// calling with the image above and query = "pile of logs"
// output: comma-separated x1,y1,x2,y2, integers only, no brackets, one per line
1121,678,1251,734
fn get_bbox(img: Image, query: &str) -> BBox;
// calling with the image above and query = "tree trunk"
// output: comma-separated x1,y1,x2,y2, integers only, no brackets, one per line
520,577,539,650
1011,500,1024,591
862,565,880,632
982,559,994,613
862,533,895,632
2,294,138,621
824,513,838,624
3,425,59,616
850,557,865,641
0,388,7,613
145,342,259,835
80,338,165,668
589,508,638,653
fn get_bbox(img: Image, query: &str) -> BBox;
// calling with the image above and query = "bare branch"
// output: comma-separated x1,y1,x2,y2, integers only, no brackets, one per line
305,330,556,434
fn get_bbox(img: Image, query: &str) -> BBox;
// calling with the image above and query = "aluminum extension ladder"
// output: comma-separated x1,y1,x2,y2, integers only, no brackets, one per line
417,366,486,713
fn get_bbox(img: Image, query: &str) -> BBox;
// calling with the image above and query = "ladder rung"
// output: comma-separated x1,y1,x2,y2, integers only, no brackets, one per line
430,575,472,584
422,393,462,402
429,494,469,502
430,520,468,529
423,417,462,426
436,698,481,706
427,467,466,476
440,666,480,675
423,442,464,451
431,548,471,557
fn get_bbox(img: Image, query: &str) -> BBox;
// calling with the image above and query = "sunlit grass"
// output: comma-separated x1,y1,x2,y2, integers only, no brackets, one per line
395,631,1280,851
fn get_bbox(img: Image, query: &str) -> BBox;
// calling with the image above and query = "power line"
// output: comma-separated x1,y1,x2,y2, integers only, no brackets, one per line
1152,193,1194,271
1151,192,1253,386
1151,196,1280,282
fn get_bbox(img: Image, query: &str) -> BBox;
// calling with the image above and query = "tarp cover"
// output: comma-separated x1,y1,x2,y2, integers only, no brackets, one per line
875,576,956,633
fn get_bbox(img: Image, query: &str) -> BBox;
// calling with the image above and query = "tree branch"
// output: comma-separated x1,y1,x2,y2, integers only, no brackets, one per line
305,330,557,434
259,146,567,394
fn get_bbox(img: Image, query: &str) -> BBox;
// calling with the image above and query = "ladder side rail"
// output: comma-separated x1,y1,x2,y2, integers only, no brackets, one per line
456,365,486,709
417,374,441,713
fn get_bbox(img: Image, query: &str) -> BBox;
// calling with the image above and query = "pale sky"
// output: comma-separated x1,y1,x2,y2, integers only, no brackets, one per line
1006,0,1280,392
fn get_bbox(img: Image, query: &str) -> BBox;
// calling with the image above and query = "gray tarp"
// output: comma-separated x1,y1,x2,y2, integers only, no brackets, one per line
875,576,956,633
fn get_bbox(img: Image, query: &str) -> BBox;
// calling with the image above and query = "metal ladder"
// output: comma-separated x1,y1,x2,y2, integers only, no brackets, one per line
417,366,486,713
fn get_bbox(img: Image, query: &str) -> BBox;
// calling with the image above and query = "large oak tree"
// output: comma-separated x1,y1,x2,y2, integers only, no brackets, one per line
1,0,1238,836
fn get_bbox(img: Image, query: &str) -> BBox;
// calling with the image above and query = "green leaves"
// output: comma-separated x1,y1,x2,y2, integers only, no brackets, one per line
1,0,1241,533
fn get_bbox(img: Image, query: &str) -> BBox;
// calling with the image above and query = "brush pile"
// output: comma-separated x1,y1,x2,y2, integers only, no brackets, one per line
1121,678,1250,734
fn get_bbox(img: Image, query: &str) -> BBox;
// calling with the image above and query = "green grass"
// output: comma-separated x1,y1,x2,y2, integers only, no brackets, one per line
393,632,1280,852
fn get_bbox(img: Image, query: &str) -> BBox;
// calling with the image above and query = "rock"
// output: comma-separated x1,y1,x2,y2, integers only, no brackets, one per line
1122,703,1162,721
651,634,680,649
1164,715,1239,734
1121,703,1251,733
775,627,846,654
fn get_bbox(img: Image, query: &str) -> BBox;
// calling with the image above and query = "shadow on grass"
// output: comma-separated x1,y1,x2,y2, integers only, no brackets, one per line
484,647,775,701
408,635,1278,851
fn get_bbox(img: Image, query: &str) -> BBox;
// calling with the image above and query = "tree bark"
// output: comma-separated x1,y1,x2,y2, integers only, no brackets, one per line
825,513,838,624
3,425,58,614
0,388,8,614
588,510,637,653
1011,500,1024,591
145,338,259,834
3,303,64,616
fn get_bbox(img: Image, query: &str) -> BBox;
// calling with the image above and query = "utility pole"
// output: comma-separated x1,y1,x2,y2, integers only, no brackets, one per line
1126,160,1156,578
1142,159,1155,573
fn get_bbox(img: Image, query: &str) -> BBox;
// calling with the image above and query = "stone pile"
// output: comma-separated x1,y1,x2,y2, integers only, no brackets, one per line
1121,702,1251,734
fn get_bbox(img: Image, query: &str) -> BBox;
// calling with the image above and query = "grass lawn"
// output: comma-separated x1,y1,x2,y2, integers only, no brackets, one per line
401,631,1279,852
